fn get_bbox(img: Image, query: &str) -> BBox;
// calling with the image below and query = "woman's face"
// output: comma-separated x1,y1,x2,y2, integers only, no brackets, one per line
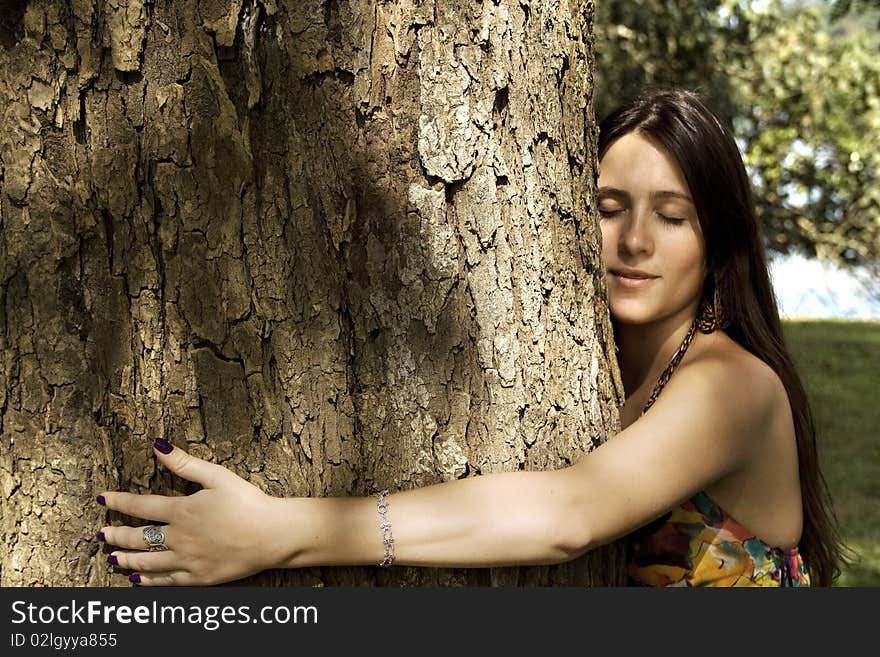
598,132,706,327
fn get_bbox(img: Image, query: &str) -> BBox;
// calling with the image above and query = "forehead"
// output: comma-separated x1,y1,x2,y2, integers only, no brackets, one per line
598,132,690,196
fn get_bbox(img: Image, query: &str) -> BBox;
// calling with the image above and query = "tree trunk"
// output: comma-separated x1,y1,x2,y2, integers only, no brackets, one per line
0,0,625,586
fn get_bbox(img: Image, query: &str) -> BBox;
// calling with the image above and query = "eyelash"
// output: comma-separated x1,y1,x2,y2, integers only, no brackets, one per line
658,213,686,225
598,208,686,226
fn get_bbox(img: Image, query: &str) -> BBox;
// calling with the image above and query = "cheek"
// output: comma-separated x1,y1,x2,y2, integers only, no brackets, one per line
670,235,706,289
679,241,704,271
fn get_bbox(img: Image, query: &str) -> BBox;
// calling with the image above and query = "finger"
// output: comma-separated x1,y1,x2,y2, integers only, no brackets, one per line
129,570,195,587
108,550,180,573
100,524,173,551
97,491,177,523
152,439,225,489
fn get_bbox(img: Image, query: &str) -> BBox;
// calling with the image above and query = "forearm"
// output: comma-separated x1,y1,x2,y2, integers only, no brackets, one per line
275,468,588,569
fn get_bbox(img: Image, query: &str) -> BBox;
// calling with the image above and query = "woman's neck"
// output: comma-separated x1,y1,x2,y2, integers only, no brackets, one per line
614,305,699,397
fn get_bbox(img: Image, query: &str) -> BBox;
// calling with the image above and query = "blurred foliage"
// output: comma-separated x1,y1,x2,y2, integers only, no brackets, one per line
831,0,880,22
595,0,880,266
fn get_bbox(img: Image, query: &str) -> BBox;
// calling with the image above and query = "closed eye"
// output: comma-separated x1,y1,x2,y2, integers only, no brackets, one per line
658,213,686,225
598,208,625,219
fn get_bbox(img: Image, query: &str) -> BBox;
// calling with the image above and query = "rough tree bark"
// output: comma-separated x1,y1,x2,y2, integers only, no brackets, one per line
0,0,625,586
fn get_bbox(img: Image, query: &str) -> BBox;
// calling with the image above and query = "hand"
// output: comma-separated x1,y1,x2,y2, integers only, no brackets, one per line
97,439,291,586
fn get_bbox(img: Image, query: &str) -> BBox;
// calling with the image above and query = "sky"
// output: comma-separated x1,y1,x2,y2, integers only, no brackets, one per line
768,252,880,321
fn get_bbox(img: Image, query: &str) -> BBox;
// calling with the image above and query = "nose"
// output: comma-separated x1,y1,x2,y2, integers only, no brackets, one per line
618,209,653,257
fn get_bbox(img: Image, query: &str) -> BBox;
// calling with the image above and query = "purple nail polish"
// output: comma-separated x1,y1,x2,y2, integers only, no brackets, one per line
97,531,106,542
96,495,106,506
153,438,174,454
107,555,118,565
129,573,141,584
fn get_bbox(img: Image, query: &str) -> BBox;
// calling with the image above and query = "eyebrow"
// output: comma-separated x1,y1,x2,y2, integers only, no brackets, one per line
598,186,694,204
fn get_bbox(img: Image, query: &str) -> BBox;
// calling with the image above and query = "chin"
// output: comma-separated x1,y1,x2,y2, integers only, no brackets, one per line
610,298,699,328
610,314,656,327
608,301,658,326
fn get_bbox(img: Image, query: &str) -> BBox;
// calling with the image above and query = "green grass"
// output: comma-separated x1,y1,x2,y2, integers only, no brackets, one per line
783,319,880,586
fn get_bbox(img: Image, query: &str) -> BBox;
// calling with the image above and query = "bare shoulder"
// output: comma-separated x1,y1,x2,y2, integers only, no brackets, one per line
676,330,790,437
611,329,791,472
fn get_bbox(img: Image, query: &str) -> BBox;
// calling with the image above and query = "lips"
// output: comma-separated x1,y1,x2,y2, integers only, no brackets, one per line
609,268,659,289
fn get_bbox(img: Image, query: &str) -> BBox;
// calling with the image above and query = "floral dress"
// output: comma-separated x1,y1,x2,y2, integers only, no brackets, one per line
627,491,810,587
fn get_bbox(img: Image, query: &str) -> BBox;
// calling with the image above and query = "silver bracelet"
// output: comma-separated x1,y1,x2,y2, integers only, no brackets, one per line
375,489,395,567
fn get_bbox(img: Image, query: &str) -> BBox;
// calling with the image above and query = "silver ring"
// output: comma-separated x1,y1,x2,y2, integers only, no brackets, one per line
142,525,168,551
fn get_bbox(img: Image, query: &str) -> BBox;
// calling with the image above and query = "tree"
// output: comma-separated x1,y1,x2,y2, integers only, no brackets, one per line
0,1,625,586
593,0,746,125
730,2,880,264
831,0,880,26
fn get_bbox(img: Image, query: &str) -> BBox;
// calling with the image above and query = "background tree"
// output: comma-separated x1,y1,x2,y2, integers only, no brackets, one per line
831,0,880,27
595,0,880,267
0,0,625,586
593,0,745,123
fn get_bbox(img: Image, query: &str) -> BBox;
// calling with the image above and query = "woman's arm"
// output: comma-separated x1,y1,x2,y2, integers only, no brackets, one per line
98,352,777,585
277,468,585,570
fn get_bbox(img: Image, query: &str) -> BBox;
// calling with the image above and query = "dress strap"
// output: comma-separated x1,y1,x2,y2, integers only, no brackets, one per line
640,318,700,416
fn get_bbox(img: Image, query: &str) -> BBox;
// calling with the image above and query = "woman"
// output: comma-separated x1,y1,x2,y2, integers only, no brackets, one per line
95,88,848,587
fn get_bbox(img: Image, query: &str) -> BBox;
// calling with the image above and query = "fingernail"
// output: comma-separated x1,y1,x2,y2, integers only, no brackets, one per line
107,555,118,565
96,495,106,506
153,438,174,454
97,531,106,542
129,573,141,584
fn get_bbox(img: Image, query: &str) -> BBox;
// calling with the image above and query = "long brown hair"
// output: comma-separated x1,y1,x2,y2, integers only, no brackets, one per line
598,88,850,585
